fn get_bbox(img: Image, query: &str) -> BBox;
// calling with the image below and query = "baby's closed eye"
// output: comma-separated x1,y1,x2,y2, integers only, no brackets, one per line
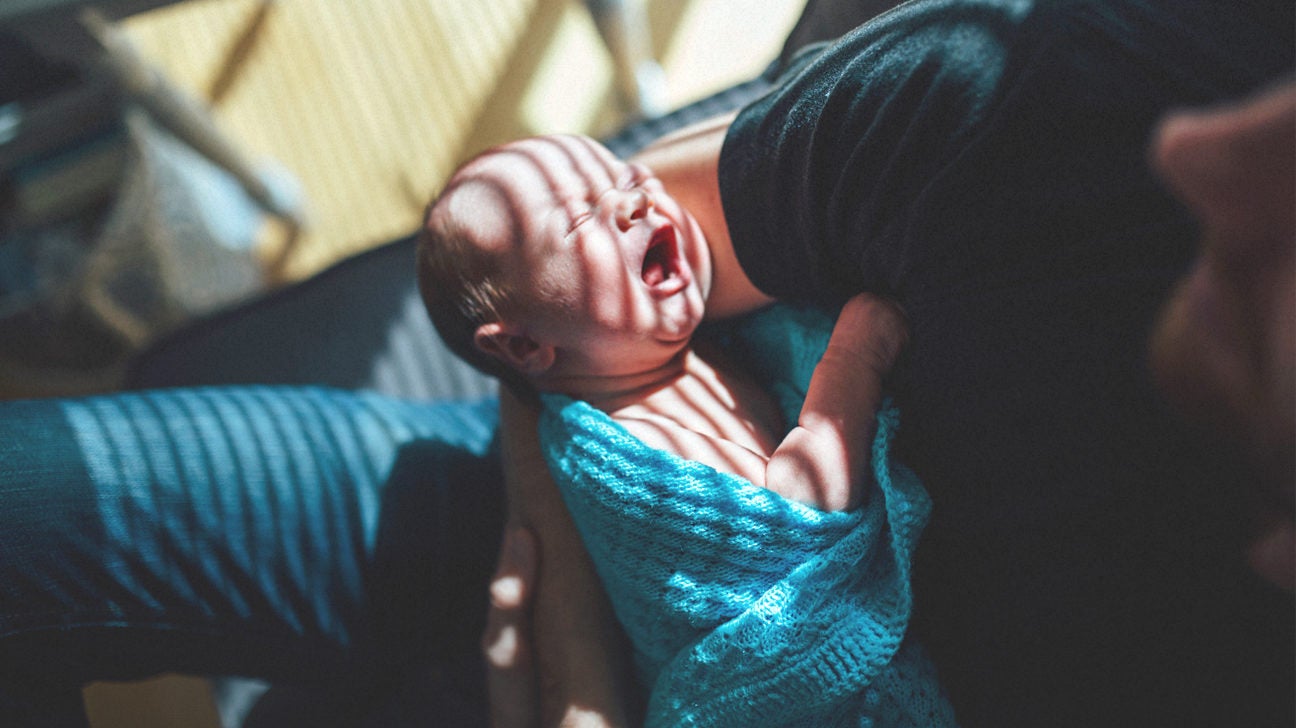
565,206,594,236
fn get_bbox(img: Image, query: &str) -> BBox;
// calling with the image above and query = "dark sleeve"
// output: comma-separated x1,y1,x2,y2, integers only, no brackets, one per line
720,0,1034,305
719,0,1294,309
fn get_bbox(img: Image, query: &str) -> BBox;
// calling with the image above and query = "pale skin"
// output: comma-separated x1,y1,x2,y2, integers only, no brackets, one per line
422,123,910,726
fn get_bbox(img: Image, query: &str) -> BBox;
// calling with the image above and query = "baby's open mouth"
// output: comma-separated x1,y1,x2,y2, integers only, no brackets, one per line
641,225,685,292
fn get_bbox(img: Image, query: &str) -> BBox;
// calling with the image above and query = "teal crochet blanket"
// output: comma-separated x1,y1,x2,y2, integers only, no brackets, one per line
538,305,956,727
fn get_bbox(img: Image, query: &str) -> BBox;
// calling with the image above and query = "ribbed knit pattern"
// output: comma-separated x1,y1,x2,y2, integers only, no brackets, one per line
538,305,956,726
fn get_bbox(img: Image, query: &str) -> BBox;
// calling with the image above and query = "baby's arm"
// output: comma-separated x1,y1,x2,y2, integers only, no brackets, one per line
764,294,909,511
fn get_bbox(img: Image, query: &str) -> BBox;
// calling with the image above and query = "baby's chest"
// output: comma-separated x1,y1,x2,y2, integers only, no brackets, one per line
625,380,782,459
613,406,774,486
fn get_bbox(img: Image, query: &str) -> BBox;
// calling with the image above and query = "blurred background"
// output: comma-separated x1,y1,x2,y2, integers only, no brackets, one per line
108,0,807,277
1,0,804,401
1,0,805,724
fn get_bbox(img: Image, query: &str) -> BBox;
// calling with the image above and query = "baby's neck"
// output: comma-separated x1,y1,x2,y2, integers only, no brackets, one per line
543,348,696,412
598,343,785,460
535,344,783,448
568,344,773,419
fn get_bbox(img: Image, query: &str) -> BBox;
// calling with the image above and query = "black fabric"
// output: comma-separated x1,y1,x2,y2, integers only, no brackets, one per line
720,0,1294,725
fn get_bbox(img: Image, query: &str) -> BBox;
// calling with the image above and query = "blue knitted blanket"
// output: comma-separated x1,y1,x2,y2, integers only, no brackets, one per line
538,305,956,727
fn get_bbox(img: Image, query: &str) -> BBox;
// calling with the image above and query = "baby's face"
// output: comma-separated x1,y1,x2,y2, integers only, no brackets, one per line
443,134,712,379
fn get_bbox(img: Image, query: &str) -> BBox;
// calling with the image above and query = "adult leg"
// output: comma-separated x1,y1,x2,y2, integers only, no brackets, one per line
0,386,503,726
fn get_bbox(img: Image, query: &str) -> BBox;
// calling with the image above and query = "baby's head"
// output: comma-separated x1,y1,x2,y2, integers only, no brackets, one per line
417,134,712,397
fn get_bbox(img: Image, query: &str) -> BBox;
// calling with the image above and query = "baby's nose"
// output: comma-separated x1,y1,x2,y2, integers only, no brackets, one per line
614,188,653,231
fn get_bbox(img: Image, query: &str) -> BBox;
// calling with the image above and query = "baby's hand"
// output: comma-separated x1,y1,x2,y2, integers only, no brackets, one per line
765,294,908,511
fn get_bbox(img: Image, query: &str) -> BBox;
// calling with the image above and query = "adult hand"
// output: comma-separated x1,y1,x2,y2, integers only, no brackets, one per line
483,526,540,728
490,389,639,726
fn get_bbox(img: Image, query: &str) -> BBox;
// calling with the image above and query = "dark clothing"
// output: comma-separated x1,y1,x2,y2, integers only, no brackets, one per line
720,0,1294,725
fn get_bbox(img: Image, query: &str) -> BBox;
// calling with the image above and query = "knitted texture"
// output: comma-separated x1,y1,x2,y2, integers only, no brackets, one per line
538,305,956,726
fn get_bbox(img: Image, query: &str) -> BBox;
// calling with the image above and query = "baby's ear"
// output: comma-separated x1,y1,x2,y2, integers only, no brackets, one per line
473,322,555,375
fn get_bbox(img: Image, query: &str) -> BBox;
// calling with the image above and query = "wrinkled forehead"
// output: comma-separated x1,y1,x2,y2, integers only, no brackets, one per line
466,135,621,206
435,134,624,253
496,134,623,188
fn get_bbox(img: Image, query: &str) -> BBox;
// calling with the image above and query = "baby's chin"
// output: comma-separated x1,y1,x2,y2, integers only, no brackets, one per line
1248,518,1295,591
657,290,705,344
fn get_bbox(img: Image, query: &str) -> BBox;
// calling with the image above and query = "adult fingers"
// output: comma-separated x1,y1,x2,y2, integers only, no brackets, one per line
483,526,540,728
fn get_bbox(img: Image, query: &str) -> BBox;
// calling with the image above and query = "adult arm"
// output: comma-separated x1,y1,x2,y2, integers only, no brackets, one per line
631,113,774,320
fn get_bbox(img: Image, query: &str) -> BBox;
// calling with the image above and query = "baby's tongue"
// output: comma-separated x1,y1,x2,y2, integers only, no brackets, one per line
642,244,669,286
643,260,666,286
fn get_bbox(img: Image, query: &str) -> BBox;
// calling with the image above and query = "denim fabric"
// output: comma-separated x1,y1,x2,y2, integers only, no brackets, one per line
0,386,503,727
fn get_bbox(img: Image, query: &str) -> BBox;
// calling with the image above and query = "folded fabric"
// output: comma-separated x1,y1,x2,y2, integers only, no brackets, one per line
538,305,956,727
